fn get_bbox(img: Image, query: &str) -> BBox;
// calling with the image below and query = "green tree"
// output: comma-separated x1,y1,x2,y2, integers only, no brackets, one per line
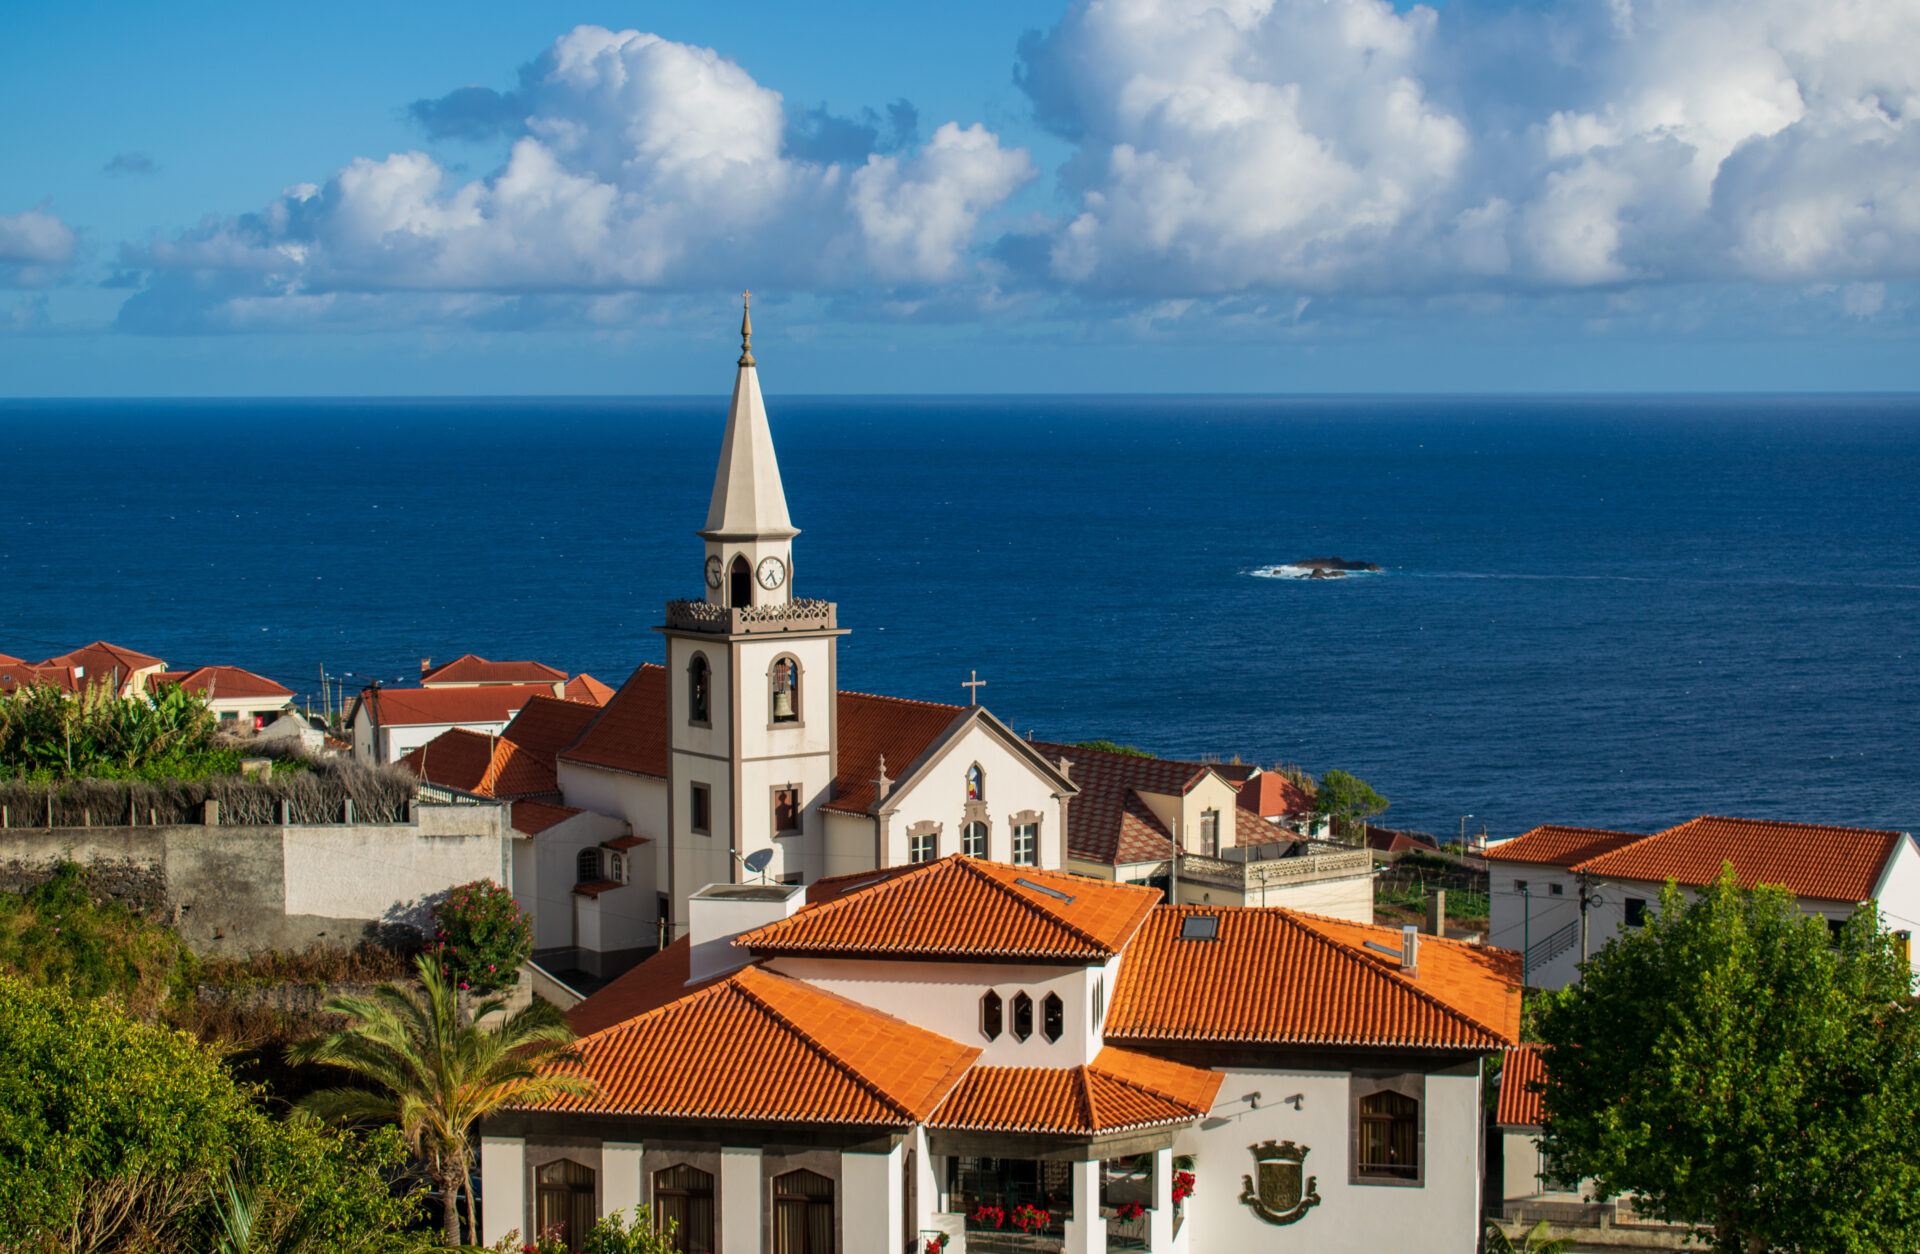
291,955,593,1247
0,974,420,1254
1072,740,1155,758
427,881,533,994
1534,872,1920,1254
1483,1219,1576,1254
1310,768,1388,838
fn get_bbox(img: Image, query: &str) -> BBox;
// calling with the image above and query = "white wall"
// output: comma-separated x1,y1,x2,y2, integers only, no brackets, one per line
556,762,669,910
480,1136,526,1245
1174,1064,1485,1254
767,955,1115,1067
515,810,645,954
884,722,1066,870
370,717,511,764
282,812,509,928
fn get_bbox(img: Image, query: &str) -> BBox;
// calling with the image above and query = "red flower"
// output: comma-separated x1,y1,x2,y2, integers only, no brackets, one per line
1172,1170,1195,1203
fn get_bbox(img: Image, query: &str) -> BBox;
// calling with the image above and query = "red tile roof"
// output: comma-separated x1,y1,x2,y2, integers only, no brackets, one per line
1238,771,1316,819
0,661,79,694
1107,906,1520,1050
559,664,669,778
821,691,968,815
1497,1044,1546,1127
532,965,979,1125
512,800,583,836
736,855,1160,962
38,642,163,693
1486,825,1642,868
573,879,621,898
1365,828,1444,855
568,936,717,1037
563,673,615,706
403,694,601,799
1029,741,1232,866
500,695,598,764
928,1047,1223,1134
420,654,566,685
1576,816,1906,902
360,684,552,728
399,728,498,793
149,665,292,701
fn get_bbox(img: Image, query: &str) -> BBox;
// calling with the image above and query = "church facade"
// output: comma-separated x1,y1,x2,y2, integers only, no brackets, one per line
549,303,1078,975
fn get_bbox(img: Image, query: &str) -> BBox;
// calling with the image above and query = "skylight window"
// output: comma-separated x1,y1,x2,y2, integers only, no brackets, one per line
1015,877,1075,904
1178,914,1218,942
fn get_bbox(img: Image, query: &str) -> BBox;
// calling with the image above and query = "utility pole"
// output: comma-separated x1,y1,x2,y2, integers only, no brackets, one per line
1169,815,1181,907
1521,882,1532,987
1459,814,1473,849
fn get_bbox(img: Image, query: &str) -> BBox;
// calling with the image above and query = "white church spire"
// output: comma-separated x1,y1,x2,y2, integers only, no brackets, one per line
700,292,797,542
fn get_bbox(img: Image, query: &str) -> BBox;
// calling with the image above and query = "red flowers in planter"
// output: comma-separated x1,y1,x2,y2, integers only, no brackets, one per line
1114,1201,1147,1220
971,1204,1006,1228
1172,1170,1196,1203
1010,1204,1051,1233
923,1236,950,1254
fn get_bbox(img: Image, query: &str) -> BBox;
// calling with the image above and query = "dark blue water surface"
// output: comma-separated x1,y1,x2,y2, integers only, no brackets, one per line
2,395,1915,839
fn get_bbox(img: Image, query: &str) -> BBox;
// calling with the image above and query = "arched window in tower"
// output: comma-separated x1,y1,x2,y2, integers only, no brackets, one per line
687,654,710,726
729,555,752,608
770,657,800,724
966,763,985,802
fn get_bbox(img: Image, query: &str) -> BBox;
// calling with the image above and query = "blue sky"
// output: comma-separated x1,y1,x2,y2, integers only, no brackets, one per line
3,0,1917,395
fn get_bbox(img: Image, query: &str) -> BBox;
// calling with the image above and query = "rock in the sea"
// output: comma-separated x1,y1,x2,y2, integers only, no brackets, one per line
1305,567,1345,579
1292,556,1380,572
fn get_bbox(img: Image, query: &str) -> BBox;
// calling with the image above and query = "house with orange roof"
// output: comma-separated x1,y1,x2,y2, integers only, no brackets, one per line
146,664,294,730
1485,816,1920,988
543,306,1079,962
33,640,166,698
346,682,556,763
419,653,570,693
479,854,1522,1253
1030,740,1374,921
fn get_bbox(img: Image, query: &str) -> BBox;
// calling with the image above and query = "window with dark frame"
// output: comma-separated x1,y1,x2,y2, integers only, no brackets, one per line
690,782,712,835
1012,991,1034,1040
1357,1090,1419,1179
1625,897,1647,928
1042,992,1064,1042
1549,882,1564,895
774,787,800,835
963,821,988,858
575,847,602,884
653,1163,714,1253
1013,822,1038,866
910,828,937,863
534,1160,596,1248
981,990,1003,1040
772,1169,834,1254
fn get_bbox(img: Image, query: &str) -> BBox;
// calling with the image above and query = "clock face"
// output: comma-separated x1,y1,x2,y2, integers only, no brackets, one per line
756,556,787,590
704,555,723,588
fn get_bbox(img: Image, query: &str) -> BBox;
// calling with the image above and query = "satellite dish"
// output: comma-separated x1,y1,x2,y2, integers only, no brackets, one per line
743,848,775,874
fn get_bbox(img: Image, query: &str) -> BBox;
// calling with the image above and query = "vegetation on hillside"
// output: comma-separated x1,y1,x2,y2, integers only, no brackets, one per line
1535,873,1920,1254
1312,767,1389,837
1072,739,1156,758
0,681,237,779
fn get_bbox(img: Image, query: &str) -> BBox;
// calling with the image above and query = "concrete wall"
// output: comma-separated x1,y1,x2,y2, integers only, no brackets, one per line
0,805,510,955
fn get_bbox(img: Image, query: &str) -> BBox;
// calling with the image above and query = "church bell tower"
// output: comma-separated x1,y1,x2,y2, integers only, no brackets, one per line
657,295,846,908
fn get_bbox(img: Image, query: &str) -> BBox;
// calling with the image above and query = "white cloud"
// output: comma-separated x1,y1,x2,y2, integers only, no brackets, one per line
0,207,77,287
124,26,1031,330
1017,0,1920,295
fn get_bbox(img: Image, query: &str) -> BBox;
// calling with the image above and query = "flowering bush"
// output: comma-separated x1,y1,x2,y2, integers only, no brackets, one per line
1114,1201,1147,1220
1010,1204,1051,1233
970,1204,1006,1228
1172,1170,1195,1204
426,879,532,993
923,1234,950,1254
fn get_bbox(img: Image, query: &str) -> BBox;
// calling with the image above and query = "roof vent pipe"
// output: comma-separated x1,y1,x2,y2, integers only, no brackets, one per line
1400,924,1420,975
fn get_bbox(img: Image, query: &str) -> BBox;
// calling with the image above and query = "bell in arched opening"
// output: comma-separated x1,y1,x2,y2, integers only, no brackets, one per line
771,657,798,723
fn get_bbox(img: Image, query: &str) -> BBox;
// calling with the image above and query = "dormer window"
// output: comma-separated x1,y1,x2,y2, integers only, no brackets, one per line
687,654,711,726
966,763,985,802
1012,991,1034,1041
770,657,800,724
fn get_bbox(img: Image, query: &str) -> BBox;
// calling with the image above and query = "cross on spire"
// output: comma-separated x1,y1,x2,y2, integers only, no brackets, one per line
962,670,986,706
738,290,755,367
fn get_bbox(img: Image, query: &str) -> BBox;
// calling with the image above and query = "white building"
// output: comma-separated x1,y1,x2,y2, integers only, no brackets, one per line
147,664,294,730
1485,816,1920,989
548,301,1079,967
346,683,557,763
480,855,1521,1253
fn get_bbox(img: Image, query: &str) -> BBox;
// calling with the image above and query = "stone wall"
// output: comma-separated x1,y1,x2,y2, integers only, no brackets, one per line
0,805,510,956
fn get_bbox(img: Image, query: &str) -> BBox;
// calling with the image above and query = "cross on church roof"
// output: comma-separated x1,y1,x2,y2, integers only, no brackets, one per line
962,670,986,706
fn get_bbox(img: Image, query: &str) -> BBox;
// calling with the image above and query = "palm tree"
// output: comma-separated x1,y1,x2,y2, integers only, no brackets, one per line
1484,1218,1578,1254
289,954,594,1246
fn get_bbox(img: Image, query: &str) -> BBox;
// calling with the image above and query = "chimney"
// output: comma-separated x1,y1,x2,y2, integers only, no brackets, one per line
686,882,807,983
1425,889,1447,937
1400,924,1420,975
420,658,432,679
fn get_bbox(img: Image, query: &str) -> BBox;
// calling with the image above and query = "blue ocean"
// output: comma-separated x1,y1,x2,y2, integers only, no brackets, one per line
1,395,1915,840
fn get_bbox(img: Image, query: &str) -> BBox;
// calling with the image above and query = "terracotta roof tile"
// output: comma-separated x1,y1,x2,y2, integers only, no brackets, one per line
1496,1044,1546,1127
1576,816,1906,901
821,691,967,815
477,740,558,798
573,879,621,898
510,800,582,837
1107,906,1520,1050
420,654,566,685
1486,825,1643,868
1238,772,1315,819
149,665,292,701
558,664,669,778
399,728,496,793
361,684,551,728
928,1047,1223,1134
604,834,648,851
737,855,1159,962
37,642,163,694
563,673,615,706
533,965,979,1125
0,662,79,694
568,937,716,1037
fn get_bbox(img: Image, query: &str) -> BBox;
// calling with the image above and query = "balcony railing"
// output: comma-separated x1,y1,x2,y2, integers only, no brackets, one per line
1104,1209,1150,1251
663,598,837,635
1176,847,1374,891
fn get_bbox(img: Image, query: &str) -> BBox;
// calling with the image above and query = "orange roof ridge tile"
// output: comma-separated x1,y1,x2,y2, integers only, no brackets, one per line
832,686,967,713
732,968,926,1122
570,965,738,1047
1275,909,1516,1047
1088,1047,1224,1111
957,857,1111,953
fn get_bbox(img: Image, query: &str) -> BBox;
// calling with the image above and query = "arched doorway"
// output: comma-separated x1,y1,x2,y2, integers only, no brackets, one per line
729,555,752,608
